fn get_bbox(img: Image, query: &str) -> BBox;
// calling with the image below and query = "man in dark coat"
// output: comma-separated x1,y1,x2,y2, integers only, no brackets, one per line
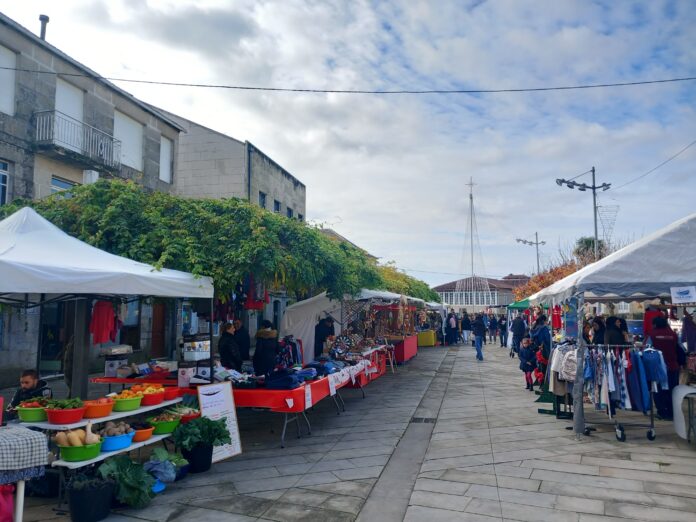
6,369,52,419
472,314,486,361
314,317,335,359
218,322,242,371
253,320,279,376
511,315,527,354
233,319,251,361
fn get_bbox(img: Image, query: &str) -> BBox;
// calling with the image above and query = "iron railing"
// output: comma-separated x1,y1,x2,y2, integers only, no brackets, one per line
34,110,121,170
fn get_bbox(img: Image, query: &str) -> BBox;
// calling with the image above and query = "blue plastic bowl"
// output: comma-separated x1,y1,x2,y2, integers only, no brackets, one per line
100,431,136,452
152,479,166,494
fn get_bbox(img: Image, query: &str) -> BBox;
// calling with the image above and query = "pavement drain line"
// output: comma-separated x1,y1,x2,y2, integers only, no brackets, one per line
356,350,457,522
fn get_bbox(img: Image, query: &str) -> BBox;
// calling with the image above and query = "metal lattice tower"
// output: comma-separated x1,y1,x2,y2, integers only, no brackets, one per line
597,200,620,245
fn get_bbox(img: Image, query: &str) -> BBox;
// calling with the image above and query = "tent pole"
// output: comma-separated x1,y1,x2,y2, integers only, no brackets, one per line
209,298,214,383
35,294,45,377
573,294,585,437
72,299,91,399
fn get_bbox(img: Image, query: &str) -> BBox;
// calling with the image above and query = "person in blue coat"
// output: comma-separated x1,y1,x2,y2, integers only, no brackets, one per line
518,337,536,390
530,315,551,360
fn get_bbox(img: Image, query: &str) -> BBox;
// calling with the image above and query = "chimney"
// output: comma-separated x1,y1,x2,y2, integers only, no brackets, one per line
39,14,49,40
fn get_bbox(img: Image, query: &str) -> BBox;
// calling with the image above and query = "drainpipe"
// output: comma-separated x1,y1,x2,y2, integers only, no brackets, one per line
39,15,49,40
246,142,252,201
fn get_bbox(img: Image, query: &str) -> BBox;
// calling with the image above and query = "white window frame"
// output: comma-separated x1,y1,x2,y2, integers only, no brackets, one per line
617,302,630,314
0,45,16,116
113,111,143,170
159,136,173,183
0,160,9,205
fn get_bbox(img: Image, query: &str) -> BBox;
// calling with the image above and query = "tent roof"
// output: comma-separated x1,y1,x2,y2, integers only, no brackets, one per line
508,299,530,309
0,207,213,300
530,213,696,305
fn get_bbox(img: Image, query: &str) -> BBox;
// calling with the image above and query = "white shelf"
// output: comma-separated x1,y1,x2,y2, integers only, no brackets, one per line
21,398,182,431
51,433,173,470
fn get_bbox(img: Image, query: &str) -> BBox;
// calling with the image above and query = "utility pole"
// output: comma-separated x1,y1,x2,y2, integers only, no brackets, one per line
516,232,546,274
591,167,599,261
556,167,611,261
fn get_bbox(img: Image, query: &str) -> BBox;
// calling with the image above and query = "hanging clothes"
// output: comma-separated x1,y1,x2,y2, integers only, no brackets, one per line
90,301,115,344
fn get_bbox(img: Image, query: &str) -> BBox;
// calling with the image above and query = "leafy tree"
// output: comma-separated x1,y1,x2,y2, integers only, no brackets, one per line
0,180,384,298
377,263,440,302
573,236,608,263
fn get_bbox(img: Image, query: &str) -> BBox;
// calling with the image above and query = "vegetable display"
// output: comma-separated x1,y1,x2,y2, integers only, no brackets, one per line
19,398,48,408
98,421,134,437
130,384,164,395
45,398,84,409
150,413,178,423
173,416,231,451
52,423,101,447
97,456,155,508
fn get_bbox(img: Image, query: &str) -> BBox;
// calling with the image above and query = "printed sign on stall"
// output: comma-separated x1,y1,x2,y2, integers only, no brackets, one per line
304,384,313,409
197,382,242,462
671,286,696,305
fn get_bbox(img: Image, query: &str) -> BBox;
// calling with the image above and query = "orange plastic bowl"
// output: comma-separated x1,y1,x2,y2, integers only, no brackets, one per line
83,399,114,419
140,391,165,406
132,426,155,442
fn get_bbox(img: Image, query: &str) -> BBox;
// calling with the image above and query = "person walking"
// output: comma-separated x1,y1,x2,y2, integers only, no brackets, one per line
472,313,486,361
518,337,536,390
499,314,508,348
482,313,489,345
511,314,526,355
488,314,498,344
461,311,472,344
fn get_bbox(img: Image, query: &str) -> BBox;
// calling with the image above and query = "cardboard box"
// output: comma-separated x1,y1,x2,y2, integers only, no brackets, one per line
178,365,196,387
105,356,129,377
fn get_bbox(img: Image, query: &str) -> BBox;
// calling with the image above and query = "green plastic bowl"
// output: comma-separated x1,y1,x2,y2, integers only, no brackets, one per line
112,396,143,412
16,407,47,422
59,442,102,462
147,416,180,435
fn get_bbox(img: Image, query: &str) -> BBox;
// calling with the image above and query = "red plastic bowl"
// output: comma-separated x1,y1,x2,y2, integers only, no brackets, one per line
163,387,180,401
180,412,201,424
46,407,86,424
140,391,165,406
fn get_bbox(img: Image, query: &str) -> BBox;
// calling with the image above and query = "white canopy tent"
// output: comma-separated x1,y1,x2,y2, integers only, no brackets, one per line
280,289,425,363
527,212,696,436
529,212,696,305
0,207,213,301
0,207,214,397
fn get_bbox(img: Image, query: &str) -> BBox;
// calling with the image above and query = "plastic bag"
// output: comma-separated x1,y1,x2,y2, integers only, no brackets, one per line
143,460,176,483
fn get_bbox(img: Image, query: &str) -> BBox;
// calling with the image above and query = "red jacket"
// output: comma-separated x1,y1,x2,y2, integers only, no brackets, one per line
651,327,680,371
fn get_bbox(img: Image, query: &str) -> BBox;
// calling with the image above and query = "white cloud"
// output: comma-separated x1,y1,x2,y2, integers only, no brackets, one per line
4,0,695,287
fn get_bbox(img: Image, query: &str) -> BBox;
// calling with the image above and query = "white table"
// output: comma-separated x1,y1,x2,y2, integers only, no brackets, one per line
20,398,182,431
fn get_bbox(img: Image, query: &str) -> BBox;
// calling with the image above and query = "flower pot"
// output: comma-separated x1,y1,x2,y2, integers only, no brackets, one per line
182,445,213,473
68,481,114,522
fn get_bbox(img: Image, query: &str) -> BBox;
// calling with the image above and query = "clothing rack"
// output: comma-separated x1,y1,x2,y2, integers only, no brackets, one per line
579,344,657,442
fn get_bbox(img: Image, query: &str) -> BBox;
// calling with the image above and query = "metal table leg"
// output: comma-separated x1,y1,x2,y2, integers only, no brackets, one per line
14,480,25,522
301,412,311,435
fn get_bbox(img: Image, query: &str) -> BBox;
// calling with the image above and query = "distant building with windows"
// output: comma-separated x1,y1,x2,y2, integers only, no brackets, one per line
157,110,306,221
433,274,530,311
0,13,183,205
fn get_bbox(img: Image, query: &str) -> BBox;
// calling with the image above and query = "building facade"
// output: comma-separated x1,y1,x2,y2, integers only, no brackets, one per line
433,274,530,312
0,14,185,387
162,111,306,220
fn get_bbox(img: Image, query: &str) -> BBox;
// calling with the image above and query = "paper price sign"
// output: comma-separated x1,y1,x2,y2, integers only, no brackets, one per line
197,382,242,462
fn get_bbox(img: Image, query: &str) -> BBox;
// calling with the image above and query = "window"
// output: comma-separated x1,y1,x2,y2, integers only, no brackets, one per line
0,45,15,116
51,176,76,196
159,136,173,183
258,191,267,208
113,111,143,170
298,214,303,221
0,160,9,205
286,207,293,218
273,200,281,213
617,302,630,313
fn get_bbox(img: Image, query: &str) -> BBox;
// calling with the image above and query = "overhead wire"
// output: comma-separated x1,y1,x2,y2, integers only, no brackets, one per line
0,66,694,94
612,138,696,190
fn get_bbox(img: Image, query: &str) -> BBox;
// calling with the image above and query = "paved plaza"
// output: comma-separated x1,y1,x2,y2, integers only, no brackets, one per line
25,343,696,521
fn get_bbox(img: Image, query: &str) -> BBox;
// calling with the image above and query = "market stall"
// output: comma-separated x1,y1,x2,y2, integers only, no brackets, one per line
417,302,445,347
529,212,696,440
0,207,215,519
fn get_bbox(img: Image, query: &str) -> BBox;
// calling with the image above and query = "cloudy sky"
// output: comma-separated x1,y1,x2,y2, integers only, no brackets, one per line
4,1,695,286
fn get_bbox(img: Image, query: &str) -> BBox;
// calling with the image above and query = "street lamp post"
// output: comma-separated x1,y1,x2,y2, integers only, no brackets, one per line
555,167,611,261
516,233,546,274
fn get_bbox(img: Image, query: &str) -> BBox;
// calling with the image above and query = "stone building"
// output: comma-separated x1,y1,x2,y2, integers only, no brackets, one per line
160,111,306,220
0,13,184,388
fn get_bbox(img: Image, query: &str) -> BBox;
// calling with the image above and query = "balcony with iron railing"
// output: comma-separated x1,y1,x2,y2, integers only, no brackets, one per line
34,110,122,171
